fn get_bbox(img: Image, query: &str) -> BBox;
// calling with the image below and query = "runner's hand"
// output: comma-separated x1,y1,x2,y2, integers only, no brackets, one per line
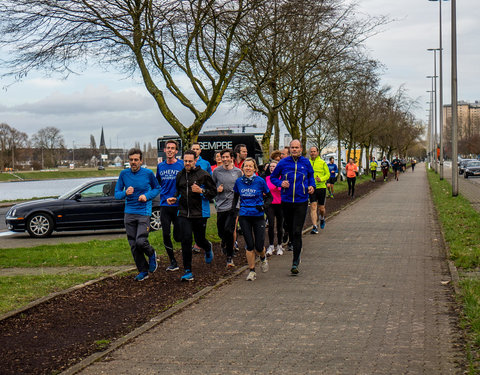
308,186,314,194
167,197,177,205
126,186,134,195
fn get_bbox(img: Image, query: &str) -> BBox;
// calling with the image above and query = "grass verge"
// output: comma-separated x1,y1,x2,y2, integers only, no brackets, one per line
427,168,480,373
0,273,103,314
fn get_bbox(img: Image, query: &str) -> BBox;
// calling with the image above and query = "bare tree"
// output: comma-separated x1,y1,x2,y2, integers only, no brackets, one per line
31,127,65,168
0,0,264,148
0,123,28,170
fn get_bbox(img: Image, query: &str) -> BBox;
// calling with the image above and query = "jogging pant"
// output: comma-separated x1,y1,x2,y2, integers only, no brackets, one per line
177,216,211,271
160,205,180,263
265,204,283,245
238,216,265,253
217,210,237,258
370,169,376,181
281,201,308,266
347,176,356,196
382,169,388,180
124,213,155,273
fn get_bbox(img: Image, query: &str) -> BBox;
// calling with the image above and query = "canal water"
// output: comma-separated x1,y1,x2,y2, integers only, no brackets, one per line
0,178,108,201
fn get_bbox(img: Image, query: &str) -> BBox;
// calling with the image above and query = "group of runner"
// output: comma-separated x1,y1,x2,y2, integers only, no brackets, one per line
115,139,342,282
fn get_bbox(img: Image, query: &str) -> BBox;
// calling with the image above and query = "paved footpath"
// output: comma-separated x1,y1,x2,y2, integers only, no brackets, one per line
78,165,465,374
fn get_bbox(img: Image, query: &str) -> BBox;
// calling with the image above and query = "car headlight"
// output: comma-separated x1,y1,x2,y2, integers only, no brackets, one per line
8,208,16,217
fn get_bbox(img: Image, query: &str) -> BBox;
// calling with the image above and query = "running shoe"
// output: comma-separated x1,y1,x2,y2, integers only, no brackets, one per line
261,259,269,273
331,194,334,199
246,270,256,281
290,265,299,275
166,261,179,272
276,245,284,256
310,226,318,234
192,244,201,254
148,252,158,273
288,242,293,252
320,219,326,229
205,244,214,264
234,241,240,253
135,271,149,281
226,257,235,268
266,245,275,256
181,270,194,281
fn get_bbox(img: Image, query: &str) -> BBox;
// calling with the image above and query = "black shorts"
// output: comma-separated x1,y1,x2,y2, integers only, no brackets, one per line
327,176,337,185
310,188,327,205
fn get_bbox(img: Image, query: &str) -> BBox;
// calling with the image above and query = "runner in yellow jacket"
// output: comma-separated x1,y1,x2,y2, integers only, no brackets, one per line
309,147,331,233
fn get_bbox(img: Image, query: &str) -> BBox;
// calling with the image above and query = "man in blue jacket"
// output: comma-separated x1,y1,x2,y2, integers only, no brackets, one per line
270,139,315,275
115,148,161,281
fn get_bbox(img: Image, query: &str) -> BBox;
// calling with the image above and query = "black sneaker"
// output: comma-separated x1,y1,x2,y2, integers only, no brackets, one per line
288,242,293,252
166,261,179,271
290,265,299,275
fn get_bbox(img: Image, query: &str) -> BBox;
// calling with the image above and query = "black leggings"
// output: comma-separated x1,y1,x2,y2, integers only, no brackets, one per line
347,177,356,196
238,216,265,253
370,169,376,180
177,217,211,271
281,201,308,265
160,206,180,262
265,204,283,246
217,210,237,257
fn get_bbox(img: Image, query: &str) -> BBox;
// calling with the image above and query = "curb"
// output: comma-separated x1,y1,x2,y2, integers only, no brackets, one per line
0,267,136,322
60,263,250,375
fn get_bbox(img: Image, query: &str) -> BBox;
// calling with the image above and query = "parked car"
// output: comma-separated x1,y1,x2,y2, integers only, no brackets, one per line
5,177,161,238
464,161,480,179
458,159,476,175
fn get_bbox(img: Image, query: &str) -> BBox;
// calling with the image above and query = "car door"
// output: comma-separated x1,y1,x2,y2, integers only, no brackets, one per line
59,181,118,229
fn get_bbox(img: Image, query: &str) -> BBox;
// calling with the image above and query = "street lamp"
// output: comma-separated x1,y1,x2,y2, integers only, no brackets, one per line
427,73,438,171
451,0,459,196
429,0,448,181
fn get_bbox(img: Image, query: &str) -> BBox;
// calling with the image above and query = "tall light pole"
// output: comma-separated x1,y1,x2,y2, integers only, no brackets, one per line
451,0,458,196
427,73,438,171
427,92,434,166
430,0,447,181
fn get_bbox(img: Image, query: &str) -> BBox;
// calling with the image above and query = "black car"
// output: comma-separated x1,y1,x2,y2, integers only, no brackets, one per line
458,159,476,175
5,177,161,238
464,161,480,179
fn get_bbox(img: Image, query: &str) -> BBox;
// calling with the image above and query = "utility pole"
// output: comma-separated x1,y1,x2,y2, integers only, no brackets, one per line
451,0,458,196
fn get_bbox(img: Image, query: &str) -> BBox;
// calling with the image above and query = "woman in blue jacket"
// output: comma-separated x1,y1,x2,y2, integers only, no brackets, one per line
233,158,272,281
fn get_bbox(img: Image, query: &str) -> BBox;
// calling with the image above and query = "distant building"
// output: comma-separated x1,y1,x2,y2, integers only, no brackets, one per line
443,100,480,139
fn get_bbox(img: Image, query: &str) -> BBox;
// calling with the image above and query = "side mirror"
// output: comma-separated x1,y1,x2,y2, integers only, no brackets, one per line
73,193,82,200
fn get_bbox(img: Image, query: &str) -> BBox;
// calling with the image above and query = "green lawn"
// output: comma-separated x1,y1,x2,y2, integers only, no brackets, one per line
427,168,480,373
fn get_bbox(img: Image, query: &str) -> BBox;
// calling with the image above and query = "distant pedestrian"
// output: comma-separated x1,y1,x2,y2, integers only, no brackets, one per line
115,148,161,281
326,157,338,198
233,158,272,281
166,150,217,282
212,149,242,268
370,157,378,182
345,158,358,198
156,140,183,272
391,155,401,181
265,161,284,256
191,142,212,175
270,139,315,275
380,156,389,182
309,146,330,234
411,159,416,172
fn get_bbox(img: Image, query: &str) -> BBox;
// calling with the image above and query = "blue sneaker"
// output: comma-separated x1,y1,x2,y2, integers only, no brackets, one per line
320,219,326,229
205,243,214,264
310,226,318,234
148,251,157,273
181,270,194,281
290,265,299,275
135,271,149,281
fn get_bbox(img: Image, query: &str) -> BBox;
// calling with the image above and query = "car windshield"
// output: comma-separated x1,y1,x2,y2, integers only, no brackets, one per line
467,161,480,167
57,184,86,200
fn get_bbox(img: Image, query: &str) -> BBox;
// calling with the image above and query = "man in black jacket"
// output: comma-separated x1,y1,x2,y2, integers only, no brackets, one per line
167,150,217,281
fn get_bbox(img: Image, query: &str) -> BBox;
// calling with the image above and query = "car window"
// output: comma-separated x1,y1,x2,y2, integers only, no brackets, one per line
467,161,480,167
80,182,112,198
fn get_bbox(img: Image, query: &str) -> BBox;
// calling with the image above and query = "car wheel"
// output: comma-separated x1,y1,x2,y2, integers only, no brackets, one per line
150,208,162,231
26,213,54,238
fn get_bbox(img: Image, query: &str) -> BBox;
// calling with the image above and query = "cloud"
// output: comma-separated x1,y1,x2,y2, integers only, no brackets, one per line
1,85,155,115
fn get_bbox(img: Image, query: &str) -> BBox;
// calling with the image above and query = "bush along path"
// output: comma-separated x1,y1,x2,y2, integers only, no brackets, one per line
0,175,386,375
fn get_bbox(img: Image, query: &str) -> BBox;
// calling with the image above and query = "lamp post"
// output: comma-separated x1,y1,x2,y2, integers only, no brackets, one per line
427,73,438,171
426,92,434,166
451,0,458,196
429,0,447,181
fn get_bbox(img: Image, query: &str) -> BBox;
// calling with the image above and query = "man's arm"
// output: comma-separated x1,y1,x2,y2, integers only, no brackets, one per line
114,173,126,200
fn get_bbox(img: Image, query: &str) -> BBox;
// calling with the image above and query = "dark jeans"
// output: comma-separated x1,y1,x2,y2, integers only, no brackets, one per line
177,216,211,271
124,214,155,273
281,201,308,265
347,176,356,196
238,216,265,253
160,205,180,263
265,204,283,245
217,210,237,257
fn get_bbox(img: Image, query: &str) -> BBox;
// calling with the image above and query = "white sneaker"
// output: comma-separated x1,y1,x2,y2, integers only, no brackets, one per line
266,245,274,256
246,270,256,281
276,245,284,256
261,259,269,273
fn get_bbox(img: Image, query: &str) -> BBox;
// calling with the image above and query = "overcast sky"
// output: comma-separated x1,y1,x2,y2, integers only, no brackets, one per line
0,0,478,149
